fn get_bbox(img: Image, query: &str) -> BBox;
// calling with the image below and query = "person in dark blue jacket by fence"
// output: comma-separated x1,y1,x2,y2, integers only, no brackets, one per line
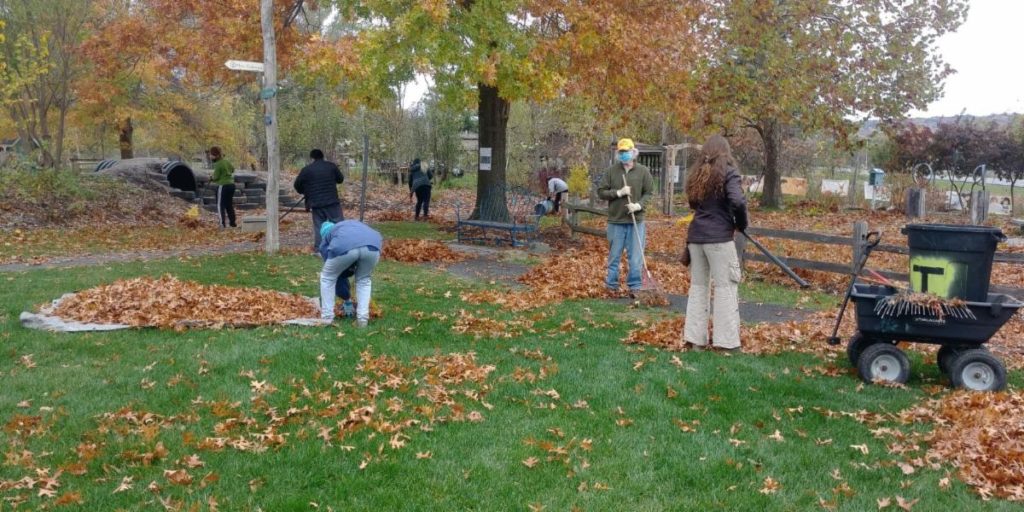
319,220,383,327
294,149,344,249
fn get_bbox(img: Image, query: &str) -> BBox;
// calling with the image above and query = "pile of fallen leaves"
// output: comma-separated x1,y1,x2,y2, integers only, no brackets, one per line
624,309,851,358
516,236,690,305
988,316,1024,370
51,275,317,329
624,317,684,350
381,239,470,264
897,390,1024,501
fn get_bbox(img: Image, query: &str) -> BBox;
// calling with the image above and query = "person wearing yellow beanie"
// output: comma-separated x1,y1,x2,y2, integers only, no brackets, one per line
597,138,654,295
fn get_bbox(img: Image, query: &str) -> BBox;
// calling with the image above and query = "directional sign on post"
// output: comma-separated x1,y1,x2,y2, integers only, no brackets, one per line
225,60,265,73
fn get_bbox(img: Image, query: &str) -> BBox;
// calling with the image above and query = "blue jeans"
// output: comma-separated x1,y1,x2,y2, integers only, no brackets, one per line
605,221,645,291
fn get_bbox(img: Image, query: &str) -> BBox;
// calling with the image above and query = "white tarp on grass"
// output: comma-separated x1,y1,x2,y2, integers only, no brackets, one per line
20,293,327,333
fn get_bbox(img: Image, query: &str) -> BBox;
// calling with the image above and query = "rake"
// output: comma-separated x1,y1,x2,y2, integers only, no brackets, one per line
624,175,668,306
873,292,976,321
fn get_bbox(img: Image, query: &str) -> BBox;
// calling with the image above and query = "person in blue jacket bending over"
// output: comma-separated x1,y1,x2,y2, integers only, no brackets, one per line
318,220,383,327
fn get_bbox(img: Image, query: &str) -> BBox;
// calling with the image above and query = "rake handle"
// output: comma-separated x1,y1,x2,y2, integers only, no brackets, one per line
623,175,652,276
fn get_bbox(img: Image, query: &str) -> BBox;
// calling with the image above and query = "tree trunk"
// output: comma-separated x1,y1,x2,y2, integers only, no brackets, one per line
119,117,134,159
35,81,56,167
759,119,783,208
471,83,510,222
1012,179,1017,215
55,103,69,166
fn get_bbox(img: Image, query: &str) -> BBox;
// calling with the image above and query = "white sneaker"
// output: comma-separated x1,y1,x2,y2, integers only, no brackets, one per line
356,319,368,328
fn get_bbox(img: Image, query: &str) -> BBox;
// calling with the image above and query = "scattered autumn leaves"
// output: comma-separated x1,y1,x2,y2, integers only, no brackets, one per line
897,390,1024,501
0,349,495,508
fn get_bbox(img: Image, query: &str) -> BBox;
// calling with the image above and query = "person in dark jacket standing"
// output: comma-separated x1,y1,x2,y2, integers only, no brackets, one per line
408,158,433,220
209,146,237,228
318,220,383,327
294,149,344,249
597,138,655,294
682,135,749,352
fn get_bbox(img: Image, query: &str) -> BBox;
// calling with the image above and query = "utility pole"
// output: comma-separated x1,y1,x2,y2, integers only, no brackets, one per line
260,0,281,254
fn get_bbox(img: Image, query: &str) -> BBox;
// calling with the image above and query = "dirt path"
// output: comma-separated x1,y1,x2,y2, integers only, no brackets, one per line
0,231,310,272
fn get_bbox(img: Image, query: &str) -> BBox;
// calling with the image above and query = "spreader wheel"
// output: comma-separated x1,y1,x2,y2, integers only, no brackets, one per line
857,343,911,385
949,349,1007,391
937,345,968,375
847,333,878,367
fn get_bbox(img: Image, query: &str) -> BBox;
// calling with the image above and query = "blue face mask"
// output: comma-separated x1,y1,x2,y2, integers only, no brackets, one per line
618,152,633,163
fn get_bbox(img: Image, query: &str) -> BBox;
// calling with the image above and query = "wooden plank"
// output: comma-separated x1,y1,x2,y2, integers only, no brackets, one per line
566,204,608,216
872,243,1024,263
742,252,849,274
991,284,1024,297
571,225,606,238
994,252,1024,264
874,244,909,255
870,268,909,282
745,227,852,246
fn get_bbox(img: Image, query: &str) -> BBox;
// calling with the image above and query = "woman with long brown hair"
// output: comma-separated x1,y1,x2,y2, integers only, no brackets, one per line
682,135,749,351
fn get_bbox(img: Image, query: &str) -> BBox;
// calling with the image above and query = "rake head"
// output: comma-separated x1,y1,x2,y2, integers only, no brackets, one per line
873,292,976,321
633,270,669,307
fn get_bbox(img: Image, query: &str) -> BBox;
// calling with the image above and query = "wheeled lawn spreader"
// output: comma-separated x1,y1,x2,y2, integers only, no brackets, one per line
829,224,1020,391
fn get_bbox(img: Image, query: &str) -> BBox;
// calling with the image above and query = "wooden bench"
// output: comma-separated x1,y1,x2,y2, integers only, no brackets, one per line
455,187,543,247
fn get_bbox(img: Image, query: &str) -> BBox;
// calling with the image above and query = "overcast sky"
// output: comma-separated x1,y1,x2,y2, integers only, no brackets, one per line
913,0,1024,117
404,0,1022,117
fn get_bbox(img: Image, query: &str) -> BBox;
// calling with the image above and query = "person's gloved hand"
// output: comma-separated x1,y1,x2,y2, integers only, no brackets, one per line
616,184,632,197
626,202,642,213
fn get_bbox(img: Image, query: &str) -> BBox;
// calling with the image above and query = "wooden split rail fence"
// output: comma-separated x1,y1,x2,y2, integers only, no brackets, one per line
566,204,1024,297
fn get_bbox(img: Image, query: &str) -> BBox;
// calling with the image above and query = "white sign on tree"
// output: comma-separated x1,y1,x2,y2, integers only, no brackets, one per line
479,147,492,171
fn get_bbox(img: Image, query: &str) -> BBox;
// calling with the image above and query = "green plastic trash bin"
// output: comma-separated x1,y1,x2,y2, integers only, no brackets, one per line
901,224,1005,301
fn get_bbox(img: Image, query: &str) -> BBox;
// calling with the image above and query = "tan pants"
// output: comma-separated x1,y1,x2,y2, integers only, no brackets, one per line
683,241,742,349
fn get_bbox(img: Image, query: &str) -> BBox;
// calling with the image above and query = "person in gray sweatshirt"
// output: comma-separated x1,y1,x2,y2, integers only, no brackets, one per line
318,220,383,327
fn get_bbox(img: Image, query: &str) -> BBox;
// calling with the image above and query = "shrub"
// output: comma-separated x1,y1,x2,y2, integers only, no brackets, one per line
0,165,137,225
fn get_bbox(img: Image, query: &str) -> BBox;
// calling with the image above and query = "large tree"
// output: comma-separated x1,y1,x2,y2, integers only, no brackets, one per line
0,0,95,166
79,0,310,160
329,0,705,221
697,0,967,208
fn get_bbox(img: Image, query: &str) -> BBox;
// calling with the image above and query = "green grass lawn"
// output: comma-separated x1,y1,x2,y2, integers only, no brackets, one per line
374,221,454,240
1,252,1019,510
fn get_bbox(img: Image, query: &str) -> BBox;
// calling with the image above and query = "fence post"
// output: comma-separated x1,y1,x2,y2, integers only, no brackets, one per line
905,187,926,218
970,190,989,225
568,202,578,239
852,221,868,272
